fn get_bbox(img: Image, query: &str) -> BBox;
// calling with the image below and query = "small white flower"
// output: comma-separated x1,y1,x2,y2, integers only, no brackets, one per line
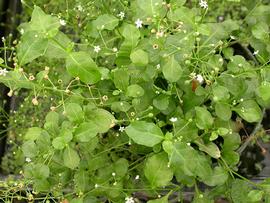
20,28,24,34
156,31,164,38
59,19,66,26
0,68,8,76
118,11,125,20
119,126,125,132
135,19,143,29
125,197,135,203
112,172,116,176
77,5,83,12
94,184,99,188
135,175,140,180
94,45,101,53
169,117,178,123
196,74,204,84
156,64,161,69
199,0,208,9
253,50,259,55
112,47,118,52
25,157,31,163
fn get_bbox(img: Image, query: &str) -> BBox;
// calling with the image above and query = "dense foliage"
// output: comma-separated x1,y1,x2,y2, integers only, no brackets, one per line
0,0,270,202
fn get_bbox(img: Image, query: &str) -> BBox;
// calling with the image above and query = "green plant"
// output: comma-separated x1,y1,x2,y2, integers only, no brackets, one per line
0,0,270,202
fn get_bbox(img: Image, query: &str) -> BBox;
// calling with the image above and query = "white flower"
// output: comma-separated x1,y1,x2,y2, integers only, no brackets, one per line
135,19,143,29
119,126,125,132
25,157,31,163
118,11,125,20
156,64,161,69
169,117,178,122
20,28,24,34
59,19,66,26
0,68,8,76
199,0,208,9
125,197,135,203
112,47,118,52
112,172,116,176
94,45,101,53
196,74,204,84
77,5,83,12
253,50,259,55
135,175,140,180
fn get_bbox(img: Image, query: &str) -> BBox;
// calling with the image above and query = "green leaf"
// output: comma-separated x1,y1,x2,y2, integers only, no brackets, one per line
162,56,182,83
24,127,43,141
63,147,80,169
45,31,72,59
65,103,84,123
126,84,145,97
66,52,101,84
212,85,230,101
247,190,264,202
22,140,38,158
136,0,165,17
113,68,129,91
74,122,98,142
257,82,270,102
87,108,115,133
164,141,196,176
153,94,170,110
17,32,48,65
215,103,232,121
223,132,241,151
74,170,90,192
231,179,251,203
93,14,119,30
234,100,262,123
204,166,228,186
29,6,60,35
252,22,269,41
113,158,129,178
195,107,214,129
111,101,131,112
144,152,173,188
130,49,149,66
125,121,164,147
193,153,212,182
121,24,140,47
195,140,221,159
52,131,73,150
0,71,34,90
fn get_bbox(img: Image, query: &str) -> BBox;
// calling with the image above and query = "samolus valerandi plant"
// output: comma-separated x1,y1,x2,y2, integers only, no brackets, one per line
0,0,270,202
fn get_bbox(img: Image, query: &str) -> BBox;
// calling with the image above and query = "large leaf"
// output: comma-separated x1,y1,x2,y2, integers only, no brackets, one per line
66,52,101,84
74,122,98,142
130,49,149,66
17,32,48,65
204,166,228,186
29,6,60,35
136,0,165,17
144,152,173,188
125,121,164,147
63,147,80,169
162,56,183,83
65,103,84,123
234,100,262,123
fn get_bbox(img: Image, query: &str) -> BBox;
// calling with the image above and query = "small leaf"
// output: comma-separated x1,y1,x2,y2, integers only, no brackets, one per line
130,49,149,66
195,107,214,129
66,52,101,84
257,82,270,102
136,0,165,17
63,147,80,169
234,100,262,123
162,56,182,83
195,140,221,159
113,68,129,91
144,152,173,188
153,94,170,110
93,14,119,30
125,121,164,147
126,84,145,97
24,127,43,141
212,85,230,101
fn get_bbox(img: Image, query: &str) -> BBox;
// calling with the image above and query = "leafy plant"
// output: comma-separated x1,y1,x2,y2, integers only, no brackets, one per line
0,0,270,202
